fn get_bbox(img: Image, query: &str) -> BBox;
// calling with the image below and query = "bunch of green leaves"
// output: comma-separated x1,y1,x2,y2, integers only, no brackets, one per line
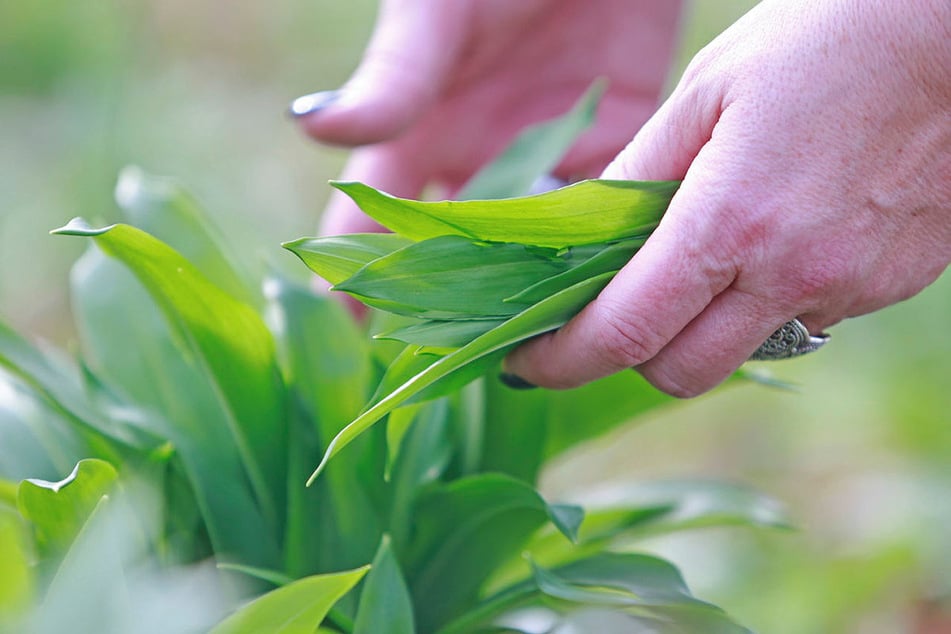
284,84,680,483
0,87,787,634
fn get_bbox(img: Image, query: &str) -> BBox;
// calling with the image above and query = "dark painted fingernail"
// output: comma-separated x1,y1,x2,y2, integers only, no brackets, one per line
288,90,341,118
499,372,537,390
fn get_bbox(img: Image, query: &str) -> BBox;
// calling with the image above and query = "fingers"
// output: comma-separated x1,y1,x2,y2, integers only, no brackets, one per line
319,144,429,236
504,70,731,391
503,169,738,391
294,0,467,146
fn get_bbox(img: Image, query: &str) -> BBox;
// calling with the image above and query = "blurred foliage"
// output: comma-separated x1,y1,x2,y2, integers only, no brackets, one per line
2,1,950,633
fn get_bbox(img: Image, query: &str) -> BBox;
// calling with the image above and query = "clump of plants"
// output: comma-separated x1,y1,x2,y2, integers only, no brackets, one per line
0,86,787,633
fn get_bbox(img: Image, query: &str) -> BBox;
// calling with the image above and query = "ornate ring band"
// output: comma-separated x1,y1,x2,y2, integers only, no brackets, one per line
749,318,829,361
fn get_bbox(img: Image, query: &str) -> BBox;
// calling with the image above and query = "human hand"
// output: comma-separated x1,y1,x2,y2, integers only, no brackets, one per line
292,0,683,236
504,0,951,397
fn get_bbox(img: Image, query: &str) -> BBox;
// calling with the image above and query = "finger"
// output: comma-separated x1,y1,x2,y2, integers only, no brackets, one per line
504,76,730,389
319,144,428,236
636,287,791,398
294,0,467,146
600,68,725,181
504,165,740,390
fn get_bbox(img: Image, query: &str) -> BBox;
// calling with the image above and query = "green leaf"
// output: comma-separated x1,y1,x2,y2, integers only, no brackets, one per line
0,320,144,451
283,233,413,286
54,219,286,564
353,535,415,634
334,236,569,319
386,399,454,549
331,179,679,249
264,275,382,578
16,459,118,558
114,165,254,302
441,553,749,634
457,79,606,201
407,474,582,632
582,479,794,536
0,507,33,619
0,368,92,482
70,245,280,568
308,273,614,484
209,566,369,634
503,238,644,305
375,319,505,348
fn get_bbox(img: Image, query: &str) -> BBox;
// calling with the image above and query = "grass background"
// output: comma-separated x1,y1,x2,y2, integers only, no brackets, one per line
2,1,949,631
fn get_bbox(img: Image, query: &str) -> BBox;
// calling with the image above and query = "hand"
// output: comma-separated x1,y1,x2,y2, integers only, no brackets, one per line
505,0,951,397
293,0,684,236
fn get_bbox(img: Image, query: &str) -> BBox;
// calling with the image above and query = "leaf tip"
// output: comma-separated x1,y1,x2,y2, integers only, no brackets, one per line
51,217,116,237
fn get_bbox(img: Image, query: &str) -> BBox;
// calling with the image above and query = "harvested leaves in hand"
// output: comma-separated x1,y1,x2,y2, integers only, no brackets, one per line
284,178,678,484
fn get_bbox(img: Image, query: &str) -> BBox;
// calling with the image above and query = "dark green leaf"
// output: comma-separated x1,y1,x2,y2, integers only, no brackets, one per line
353,535,415,634
332,179,679,249
407,474,581,631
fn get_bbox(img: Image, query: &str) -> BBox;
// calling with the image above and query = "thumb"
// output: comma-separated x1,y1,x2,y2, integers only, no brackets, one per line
600,75,723,182
292,0,469,146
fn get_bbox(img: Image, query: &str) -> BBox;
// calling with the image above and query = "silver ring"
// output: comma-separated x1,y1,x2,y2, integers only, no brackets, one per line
749,318,829,361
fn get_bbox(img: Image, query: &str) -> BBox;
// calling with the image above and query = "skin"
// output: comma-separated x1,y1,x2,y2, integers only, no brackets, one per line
298,0,951,398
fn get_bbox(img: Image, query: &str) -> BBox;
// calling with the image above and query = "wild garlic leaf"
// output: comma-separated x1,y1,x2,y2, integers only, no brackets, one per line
333,235,571,319
283,233,413,286
307,272,615,485
505,237,646,305
375,319,506,348
330,179,679,249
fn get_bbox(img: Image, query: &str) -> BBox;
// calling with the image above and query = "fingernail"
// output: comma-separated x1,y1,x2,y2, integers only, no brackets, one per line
288,90,341,118
499,372,537,390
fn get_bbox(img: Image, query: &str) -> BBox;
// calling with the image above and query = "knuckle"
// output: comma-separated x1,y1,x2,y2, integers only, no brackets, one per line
590,301,666,369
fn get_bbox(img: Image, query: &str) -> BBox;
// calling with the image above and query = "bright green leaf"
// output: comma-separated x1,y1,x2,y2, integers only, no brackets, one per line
16,459,117,557
283,233,413,286
331,179,679,249
54,219,285,562
209,566,369,634
0,508,34,619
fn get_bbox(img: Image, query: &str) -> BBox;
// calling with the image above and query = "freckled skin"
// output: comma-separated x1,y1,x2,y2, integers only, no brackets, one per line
298,0,951,398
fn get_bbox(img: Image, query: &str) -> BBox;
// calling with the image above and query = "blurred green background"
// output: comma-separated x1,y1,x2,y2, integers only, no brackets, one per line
2,1,949,632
